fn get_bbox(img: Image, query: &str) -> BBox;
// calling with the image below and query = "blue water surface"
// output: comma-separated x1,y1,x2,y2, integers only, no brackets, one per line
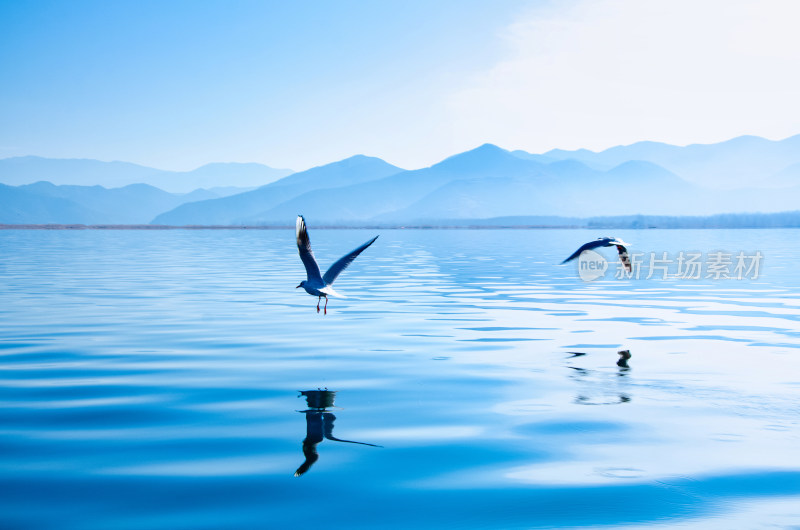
1,228,799,529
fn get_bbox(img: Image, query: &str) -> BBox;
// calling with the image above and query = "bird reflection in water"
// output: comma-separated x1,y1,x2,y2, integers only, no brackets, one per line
616,349,632,368
566,351,632,405
294,389,381,477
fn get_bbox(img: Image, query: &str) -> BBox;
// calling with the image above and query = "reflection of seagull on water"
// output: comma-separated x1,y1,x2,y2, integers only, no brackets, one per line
295,215,378,314
562,237,631,272
617,349,632,368
566,363,631,406
294,390,381,477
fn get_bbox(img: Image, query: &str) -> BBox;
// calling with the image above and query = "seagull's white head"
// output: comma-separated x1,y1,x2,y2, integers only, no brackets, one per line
296,281,305,289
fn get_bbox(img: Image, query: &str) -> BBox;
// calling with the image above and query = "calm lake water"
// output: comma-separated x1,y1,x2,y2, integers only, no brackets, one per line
1,228,799,529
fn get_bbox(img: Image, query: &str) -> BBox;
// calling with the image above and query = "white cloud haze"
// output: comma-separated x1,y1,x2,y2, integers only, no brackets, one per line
446,0,800,155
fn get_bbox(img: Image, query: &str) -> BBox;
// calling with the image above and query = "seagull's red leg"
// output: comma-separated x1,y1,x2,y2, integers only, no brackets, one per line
317,296,321,313
324,296,328,315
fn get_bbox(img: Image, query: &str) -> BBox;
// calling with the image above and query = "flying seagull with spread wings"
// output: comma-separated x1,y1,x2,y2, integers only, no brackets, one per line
295,215,378,314
562,237,631,272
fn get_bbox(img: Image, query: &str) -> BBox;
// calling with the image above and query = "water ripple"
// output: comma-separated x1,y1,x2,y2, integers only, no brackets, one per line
1,228,799,528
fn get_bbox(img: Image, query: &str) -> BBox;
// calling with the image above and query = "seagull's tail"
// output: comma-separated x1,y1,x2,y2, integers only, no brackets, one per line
320,286,346,298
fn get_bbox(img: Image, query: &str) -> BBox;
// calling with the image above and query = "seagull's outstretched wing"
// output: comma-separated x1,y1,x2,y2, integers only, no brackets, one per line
616,244,632,272
322,413,383,447
561,239,606,264
322,235,379,286
296,216,323,283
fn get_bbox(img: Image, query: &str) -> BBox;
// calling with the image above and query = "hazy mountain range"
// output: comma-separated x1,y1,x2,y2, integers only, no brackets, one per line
0,182,221,225
153,155,404,225
514,134,800,189
0,156,292,192
2,134,800,226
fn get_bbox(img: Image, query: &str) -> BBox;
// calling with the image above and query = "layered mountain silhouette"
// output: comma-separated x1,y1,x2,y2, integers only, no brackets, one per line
0,183,105,224
151,155,404,225
0,156,292,192
515,134,800,189
153,140,800,225
3,134,800,226
1,182,220,224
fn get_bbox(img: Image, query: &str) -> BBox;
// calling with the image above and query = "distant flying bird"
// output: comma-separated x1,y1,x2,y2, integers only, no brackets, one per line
562,237,631,272
295,215,378,314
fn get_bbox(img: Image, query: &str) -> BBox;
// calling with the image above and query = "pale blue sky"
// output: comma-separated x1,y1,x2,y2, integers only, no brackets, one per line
2,0,799,171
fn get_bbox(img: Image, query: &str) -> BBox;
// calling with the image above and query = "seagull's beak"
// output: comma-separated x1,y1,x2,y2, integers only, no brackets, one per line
296,283,302,288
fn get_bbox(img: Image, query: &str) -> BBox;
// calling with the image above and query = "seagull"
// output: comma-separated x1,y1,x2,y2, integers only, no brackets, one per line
562,237,631,272
295,215,378,314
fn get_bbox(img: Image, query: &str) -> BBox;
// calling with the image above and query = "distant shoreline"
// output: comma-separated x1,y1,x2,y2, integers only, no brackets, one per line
0,224,580,230
0,224,293,230
2,222,799,230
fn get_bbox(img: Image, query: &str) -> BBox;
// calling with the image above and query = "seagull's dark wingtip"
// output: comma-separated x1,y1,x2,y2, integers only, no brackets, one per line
561,252,581,264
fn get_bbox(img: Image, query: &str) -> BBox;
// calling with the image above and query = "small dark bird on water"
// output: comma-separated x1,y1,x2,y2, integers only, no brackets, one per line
295,215,378,314
562,237,631,272
617,349,632,368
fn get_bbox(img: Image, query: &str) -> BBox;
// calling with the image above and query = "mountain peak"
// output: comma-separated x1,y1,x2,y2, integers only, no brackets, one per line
697,135,768,149
468,143,506,156
190,161,293,172
337,154,395,166
544,147,597,158
292,154,402,175
433,143,519,172
476,142,502,150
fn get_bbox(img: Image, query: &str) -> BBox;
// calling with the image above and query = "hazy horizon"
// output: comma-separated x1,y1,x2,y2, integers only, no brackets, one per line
2,131,799,176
